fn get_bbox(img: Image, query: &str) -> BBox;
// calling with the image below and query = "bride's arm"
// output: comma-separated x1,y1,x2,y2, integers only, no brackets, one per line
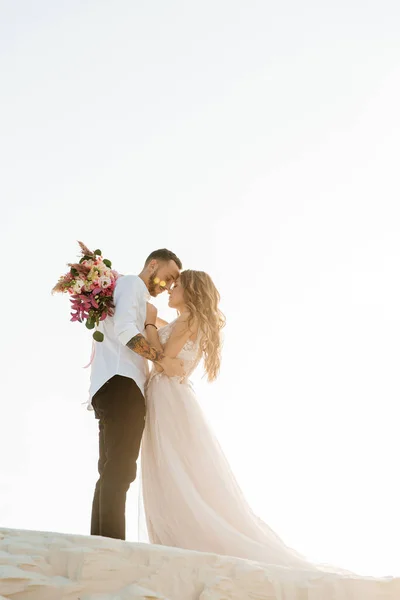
163,313,198,358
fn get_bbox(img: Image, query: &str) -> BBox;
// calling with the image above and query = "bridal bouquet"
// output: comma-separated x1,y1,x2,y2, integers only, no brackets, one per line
52,242,119,342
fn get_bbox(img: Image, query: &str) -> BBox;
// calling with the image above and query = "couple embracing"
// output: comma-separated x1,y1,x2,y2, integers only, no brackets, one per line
89,248,311,570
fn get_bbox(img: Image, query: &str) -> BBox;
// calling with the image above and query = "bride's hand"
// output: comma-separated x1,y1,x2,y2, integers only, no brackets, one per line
146,302,158,325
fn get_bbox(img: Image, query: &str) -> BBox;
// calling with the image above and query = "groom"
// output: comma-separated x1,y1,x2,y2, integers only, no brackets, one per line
89,248,184,540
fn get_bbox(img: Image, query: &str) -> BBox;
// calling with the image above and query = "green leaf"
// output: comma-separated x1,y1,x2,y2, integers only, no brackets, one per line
71,268,79,277
93,330,104,342
85,320,95,330
103,259,112,268
94,249,102,256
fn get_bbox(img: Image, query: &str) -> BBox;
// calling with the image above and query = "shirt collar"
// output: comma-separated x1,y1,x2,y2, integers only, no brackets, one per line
137,275,151,301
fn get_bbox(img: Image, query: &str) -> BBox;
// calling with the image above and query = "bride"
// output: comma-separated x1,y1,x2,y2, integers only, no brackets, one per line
141,269,315,570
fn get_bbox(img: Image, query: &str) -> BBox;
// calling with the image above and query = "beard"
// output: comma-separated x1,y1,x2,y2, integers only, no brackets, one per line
148,270,160,297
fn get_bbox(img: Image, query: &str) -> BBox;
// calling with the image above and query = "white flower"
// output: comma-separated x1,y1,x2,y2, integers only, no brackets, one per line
99,276,112,289
73,279,84,293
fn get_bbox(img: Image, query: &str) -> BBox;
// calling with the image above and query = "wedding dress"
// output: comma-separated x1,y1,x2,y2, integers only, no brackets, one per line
141,319,316,570
139,319,400,597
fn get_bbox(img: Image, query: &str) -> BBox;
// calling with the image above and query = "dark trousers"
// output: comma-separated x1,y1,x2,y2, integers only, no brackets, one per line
90,375,145,540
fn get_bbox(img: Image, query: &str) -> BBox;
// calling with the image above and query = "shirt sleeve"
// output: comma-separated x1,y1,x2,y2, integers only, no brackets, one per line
113,275,143,345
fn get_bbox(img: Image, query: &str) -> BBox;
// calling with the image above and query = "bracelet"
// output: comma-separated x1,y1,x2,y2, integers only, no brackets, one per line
145,323,158,330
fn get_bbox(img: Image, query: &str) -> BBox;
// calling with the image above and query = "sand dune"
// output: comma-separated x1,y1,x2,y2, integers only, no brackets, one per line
1,527,399,599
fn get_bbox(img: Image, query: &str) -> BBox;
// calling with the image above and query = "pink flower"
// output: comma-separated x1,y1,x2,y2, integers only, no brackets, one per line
54,243,118,342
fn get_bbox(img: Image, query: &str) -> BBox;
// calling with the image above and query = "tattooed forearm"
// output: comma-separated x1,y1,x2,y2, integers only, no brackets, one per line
126,334,165,363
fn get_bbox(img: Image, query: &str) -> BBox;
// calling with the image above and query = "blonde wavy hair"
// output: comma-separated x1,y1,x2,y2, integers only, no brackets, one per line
179,270,225,382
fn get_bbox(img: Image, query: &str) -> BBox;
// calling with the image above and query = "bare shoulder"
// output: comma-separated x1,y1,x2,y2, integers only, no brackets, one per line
156,316,169,328
163,312,199,357
172,312,198,340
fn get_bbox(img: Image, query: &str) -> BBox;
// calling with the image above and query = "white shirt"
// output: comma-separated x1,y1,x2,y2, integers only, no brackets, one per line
88,274,150,403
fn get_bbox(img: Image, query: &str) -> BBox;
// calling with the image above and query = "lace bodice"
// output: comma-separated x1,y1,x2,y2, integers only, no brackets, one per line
147,319,201,386
160,319,200,374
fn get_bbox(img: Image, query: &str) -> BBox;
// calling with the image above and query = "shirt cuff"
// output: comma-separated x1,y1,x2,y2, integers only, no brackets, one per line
118,326,141,346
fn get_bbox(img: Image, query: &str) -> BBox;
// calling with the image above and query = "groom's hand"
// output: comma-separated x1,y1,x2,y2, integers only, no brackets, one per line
158,356,185,378
126,334,184,377
146,302,157,325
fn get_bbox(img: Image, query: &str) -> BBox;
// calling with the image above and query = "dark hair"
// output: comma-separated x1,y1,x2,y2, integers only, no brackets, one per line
145,248,182,270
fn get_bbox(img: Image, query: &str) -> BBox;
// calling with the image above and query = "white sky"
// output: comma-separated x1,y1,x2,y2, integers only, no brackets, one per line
1,0,400,577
